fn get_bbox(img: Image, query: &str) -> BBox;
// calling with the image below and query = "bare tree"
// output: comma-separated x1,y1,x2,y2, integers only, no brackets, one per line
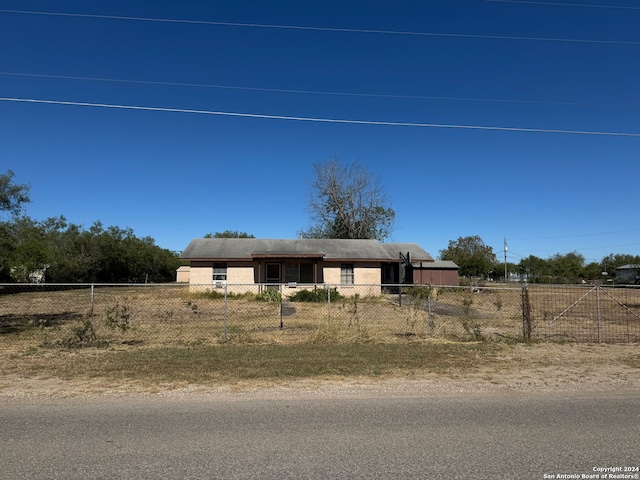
300,158,395,241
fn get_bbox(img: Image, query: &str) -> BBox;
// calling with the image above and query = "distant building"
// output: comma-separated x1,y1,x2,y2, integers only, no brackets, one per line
615,264,640,285
175,265,190,283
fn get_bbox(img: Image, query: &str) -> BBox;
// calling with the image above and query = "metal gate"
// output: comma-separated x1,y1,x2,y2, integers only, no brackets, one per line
533,285,640,343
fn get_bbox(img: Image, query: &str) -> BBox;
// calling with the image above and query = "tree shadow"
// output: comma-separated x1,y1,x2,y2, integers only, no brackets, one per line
0,312,84,334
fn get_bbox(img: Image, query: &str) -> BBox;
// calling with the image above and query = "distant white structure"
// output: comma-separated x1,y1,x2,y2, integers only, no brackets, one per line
28,264,50,284
10,264,50,283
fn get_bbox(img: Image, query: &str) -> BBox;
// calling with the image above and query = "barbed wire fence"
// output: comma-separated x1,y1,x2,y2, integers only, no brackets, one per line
0,283,638,349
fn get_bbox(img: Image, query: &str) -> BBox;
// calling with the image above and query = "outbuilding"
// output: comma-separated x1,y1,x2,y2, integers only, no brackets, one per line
615,264,640,285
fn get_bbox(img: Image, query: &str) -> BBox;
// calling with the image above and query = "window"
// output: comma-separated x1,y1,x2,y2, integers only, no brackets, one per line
266,263,281,284
286,262,315,283
300,263,314,283
341,263,354,285
213,263,227,282
286,262,298,283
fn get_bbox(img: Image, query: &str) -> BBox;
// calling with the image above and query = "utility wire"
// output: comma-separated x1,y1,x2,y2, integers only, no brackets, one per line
1,72,636,109
525,243,640,253
486,0,640,10
1,96,639,137
510,228,640,240
0,9,638,45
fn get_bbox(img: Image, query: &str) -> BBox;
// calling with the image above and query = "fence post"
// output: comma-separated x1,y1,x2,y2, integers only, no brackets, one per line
90,283,95,317
223,282,228,344
521,284,532,342
427,295,434,337
327,284,331,322
596,285,602,343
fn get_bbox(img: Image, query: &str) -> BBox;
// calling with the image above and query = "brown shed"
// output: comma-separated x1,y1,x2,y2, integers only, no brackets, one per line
411,261,459,286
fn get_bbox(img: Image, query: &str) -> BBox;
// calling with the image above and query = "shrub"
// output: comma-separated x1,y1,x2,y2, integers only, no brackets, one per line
61,318,97,348
289,288,342,303
256,289,282,302
191,290,256,300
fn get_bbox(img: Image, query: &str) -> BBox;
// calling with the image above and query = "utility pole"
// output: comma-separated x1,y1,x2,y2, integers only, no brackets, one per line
504,237,508,284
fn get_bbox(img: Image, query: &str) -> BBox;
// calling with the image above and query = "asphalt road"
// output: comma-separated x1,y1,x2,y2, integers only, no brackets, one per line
1,391,638,479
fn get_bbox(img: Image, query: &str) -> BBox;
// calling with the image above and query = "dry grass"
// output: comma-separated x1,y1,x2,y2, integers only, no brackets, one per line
1,342,503,384
1,341,638,397
1,284,638,352
1,286,639,395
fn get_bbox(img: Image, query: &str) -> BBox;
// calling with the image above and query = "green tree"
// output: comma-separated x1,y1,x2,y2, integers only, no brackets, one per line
519,255,552,283
489,261,518,282
439,236,496,278
0,172,180,283
0,171,31,279
0,170,30,216
204,230,255,238
600,253,640,277
548,251,585,283
300,158,395,241
583,261,603,281
1,216,180,283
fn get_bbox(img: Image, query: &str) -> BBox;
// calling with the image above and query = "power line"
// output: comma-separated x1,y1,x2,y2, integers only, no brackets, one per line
510,228,640,241
486,0,640,10
1,9,638,45
525,243,640,253
1,72,636,109
2,96,639,137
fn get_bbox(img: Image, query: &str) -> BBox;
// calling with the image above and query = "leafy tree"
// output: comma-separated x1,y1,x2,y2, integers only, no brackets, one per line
0,217,180,283
204,230,255,238
600,253,640,277
519,255,551,283
300,158,395,241
440,236,496,278
0,170,30,216
548,251,585,283
489,261,519,282
583,261,603,280
0,173,180,283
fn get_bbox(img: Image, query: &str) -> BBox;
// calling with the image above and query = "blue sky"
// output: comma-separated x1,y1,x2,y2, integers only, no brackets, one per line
1,0,638,263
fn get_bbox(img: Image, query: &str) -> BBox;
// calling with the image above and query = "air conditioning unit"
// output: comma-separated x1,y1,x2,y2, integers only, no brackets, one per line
215,282,224,289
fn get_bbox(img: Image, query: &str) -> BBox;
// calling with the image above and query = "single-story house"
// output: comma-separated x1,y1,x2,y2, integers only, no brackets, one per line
179,238,458,295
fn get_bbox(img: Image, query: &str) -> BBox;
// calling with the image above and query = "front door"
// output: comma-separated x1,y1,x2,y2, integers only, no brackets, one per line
265,263,281,285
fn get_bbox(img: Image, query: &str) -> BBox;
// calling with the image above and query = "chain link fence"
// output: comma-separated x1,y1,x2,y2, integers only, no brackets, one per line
0,283,638,349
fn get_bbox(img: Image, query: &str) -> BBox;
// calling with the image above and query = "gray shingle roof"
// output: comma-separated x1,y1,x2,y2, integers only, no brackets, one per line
180,238,434,262
411,260,459,269
616,264,640,270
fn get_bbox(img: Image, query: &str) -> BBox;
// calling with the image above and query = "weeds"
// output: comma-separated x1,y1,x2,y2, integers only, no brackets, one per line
61,318,97,348
184,300,199,314
461,319,484,341
105,301,133,332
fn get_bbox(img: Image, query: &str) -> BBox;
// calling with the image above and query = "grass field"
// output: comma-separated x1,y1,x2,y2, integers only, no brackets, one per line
1,284,639,395
0,284,527,349
1,284,639,352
